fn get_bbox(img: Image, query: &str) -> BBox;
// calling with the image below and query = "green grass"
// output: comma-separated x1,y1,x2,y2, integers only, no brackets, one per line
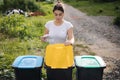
0,38,46,55
0,0,3,5
0,1,53,58
73,43,96,56
0,2,53,79
66,1,120,16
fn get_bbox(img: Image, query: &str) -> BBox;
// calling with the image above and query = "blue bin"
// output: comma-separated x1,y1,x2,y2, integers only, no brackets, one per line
75,55,106,80
12,55,43,80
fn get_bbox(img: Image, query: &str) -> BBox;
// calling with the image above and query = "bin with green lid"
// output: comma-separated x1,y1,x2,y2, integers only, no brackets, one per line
74,55,106,80
12,55,43,80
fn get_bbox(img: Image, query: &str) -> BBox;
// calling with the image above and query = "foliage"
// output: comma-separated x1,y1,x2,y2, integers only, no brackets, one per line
1,0,40,12
0,54,15,80
64,0,120,16
114,5,120,26
63,0,119,2
0,14,27,39
63,0,71,2
0,2,53,79
37,2,54,15
0,13,52,39
64,0,120,26
89,0,117,2
0,0,3,5
26,0,40,11
114,16,120,26
0,38,48,80
0,38,48,79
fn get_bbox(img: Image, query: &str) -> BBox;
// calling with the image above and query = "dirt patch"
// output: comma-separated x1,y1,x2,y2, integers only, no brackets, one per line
64,4,120,79
103,57,120,80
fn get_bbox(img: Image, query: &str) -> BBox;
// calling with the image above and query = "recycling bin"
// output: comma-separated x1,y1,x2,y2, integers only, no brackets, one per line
45,66,73,80
12,55,43,80
44,44,74,80
74,55,106,80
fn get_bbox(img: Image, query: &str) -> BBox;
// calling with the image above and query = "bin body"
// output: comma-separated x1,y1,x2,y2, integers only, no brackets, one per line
45,44,74,80
75,55,106,80
46,67,73,80
12,55,43,80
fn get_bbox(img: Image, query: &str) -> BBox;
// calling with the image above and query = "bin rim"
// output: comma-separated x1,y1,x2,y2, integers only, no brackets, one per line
74,55,106,68
12,55,43,69
44,63,75,69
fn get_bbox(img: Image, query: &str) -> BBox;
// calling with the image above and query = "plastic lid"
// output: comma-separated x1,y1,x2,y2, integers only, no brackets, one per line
12,55,43,68
45,44,74,69
75,55,106,68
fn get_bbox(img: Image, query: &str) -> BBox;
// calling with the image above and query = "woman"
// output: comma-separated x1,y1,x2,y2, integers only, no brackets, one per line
41,2,74,45
41,2,74,80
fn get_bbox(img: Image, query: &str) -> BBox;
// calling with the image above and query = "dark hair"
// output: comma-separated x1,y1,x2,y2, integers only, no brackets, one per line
53,2,64,13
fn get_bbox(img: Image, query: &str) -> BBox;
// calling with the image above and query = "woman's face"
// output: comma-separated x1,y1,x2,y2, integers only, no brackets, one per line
53,10,64,21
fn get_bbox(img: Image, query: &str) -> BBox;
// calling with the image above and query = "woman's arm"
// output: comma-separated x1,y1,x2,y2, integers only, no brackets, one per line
41,28,49,42
64,27,74,46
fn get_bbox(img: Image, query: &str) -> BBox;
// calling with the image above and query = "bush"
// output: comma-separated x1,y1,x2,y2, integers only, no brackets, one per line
63,0,118,2
0,54,15,80
26,1,39,11
114,16,120,26
0,14,27,39
1,0,40,12
89,0,117,2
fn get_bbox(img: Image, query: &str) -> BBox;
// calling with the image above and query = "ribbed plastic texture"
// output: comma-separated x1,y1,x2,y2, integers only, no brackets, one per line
45,44,74,69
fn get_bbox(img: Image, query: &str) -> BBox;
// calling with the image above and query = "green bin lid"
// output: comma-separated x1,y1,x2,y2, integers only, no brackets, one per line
75,55,106,68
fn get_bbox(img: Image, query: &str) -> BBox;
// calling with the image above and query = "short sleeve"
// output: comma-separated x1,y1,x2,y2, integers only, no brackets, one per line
69,22,73,28
66,21,73,30
45,21,50,30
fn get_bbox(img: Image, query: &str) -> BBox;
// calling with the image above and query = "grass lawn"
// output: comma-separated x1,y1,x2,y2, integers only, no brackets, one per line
0,0,3,5
0,2,53,79
66,1,120,16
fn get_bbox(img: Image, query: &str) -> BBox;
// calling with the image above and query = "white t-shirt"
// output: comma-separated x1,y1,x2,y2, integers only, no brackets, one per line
45,20,73,44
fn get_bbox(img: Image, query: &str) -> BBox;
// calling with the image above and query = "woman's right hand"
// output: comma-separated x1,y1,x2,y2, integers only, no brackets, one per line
40,34,49,42
41,36,46,42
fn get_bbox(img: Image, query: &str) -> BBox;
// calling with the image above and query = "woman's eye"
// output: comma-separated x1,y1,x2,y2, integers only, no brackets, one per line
59,13,62,16
54,13,62,16
54,14,58,16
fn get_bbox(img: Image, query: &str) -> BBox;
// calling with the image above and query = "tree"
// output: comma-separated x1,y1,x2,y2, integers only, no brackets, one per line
2,0,39,12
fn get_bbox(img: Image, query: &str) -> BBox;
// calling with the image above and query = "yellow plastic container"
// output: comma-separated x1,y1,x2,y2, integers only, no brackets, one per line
45,44,74,69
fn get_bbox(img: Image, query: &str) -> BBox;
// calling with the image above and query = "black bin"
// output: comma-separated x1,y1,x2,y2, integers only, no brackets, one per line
12,55,43,80
75,55,106,80
45,65,73,80
44,44,74,80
